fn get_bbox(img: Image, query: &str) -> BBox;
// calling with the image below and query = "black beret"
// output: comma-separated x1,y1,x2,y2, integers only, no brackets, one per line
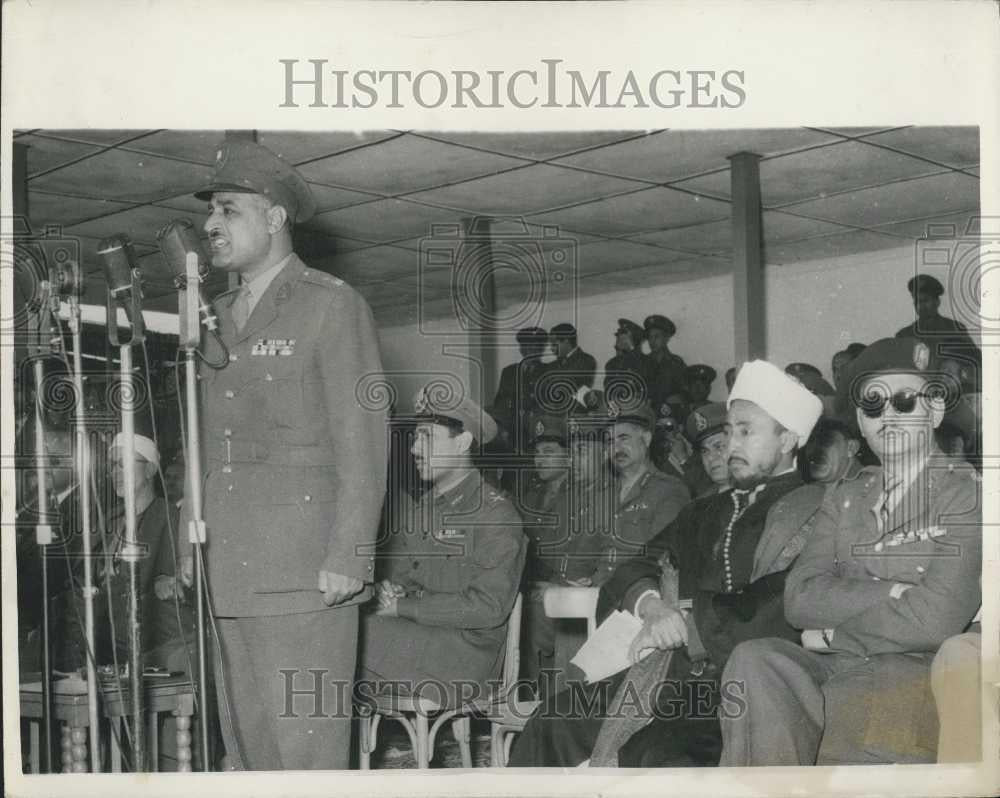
643,314,676,337
841,337,939,408
907,274,944,297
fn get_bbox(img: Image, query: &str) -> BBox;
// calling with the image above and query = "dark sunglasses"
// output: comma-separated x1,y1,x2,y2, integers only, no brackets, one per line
859,390,932,419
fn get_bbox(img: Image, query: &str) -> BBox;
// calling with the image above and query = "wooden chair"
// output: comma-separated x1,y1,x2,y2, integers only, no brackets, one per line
358,594,524,769
488,586,600,766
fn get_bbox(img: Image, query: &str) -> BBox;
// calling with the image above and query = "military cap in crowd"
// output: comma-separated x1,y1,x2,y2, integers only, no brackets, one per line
785,362,835,397
516,326,548,345
907,274,945,298
729,360,823,447
616,318,645,345
531,413,568,446
607,400,657,431
684,402,727,445
686,364,717,385
413,385,498,444
195,140,317,223
643,314,676,337
549,322,577,340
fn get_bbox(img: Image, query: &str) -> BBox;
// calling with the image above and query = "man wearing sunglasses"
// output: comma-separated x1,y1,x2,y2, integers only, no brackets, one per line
720,337,982,766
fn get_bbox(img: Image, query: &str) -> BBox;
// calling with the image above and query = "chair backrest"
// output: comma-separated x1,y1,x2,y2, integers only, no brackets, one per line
543,586,600,636
498,593,523,697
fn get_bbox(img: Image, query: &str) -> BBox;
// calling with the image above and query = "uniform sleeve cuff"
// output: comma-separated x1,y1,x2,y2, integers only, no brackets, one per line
395,596,418,622
633,589,662,618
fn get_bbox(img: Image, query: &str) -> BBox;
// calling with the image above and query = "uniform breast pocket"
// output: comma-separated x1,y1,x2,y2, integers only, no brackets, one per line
877,537,937,585
258,355,305,427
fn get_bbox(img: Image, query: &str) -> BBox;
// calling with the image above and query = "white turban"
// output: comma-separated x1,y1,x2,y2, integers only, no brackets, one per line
109,433,160,467
727,360,823,447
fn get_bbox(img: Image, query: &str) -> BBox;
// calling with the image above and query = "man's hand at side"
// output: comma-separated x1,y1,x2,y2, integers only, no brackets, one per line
319,570,364,606
628,597,687,664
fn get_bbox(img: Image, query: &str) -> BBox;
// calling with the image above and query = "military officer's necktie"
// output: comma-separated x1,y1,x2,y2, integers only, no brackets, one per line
879,476,902,534
231,283,252,332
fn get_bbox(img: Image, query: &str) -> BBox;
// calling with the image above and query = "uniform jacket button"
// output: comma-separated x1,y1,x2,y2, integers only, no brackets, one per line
229,353,238,362
225,390,235,399
224,428,232,437
304,494,311,502
916,565,926,573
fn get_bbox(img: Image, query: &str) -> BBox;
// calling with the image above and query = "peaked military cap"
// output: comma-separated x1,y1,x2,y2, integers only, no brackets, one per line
516,326,548,345
685,364,717,384
907,274,945,297
413,385,498,444
549,322,577,339
615,318,645,344
684,402,728,445
531,413,568,445
606,400,656,431
195,140,317,223
643,314,676,337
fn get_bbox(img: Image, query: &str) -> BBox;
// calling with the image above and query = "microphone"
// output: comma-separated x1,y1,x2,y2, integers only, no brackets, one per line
96,234,143,329
156,219,218,331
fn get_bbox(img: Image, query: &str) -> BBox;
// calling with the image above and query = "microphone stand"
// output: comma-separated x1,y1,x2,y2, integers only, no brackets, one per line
63,264,102,772
106,275,146,770
27,288,56,772
177,251,210,771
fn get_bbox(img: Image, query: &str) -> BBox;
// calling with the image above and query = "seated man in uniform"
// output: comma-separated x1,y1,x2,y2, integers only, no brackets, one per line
509,360,824,767
802,416,864,485
607,402,690,563
360,387,527,709
682,402,731,498
720,338,982,765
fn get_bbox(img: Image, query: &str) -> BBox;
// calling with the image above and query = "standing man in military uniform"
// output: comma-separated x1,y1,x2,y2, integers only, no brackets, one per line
544,323,597,402
182,140,387,770
492,327,549,451
720,338,982,766
685,364,717,408
361,388,526,707
642,314,687,421
895,274,980,387
603,319,648,407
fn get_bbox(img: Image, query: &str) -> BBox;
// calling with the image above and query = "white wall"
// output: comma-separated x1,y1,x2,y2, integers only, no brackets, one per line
377,242,982,409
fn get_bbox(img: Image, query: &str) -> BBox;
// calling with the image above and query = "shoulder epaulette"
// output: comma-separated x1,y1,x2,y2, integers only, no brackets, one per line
301,268,344,289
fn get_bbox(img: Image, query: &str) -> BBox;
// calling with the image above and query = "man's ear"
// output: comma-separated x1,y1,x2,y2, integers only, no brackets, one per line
641,429,653,448
266,203,289,234
780,428,798,456
846,439,861,458
928,394,946,429
454,430,474,455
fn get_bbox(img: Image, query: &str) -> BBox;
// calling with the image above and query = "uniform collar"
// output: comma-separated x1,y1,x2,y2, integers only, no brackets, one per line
241,252,294,306
433,469,480,507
